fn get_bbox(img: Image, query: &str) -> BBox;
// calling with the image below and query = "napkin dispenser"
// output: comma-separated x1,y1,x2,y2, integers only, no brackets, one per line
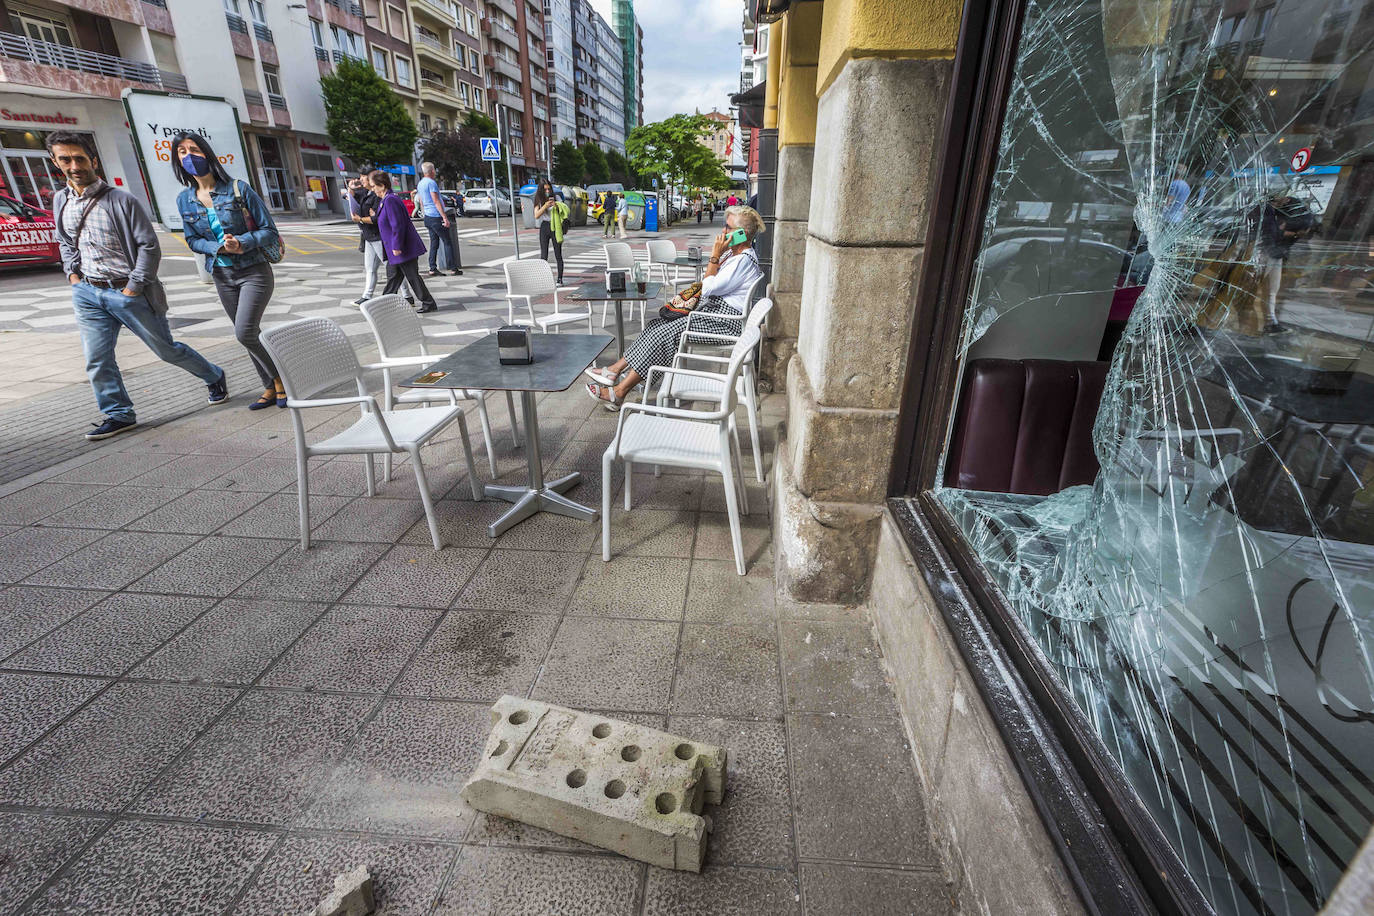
687,246,702,260
607,269,627,293
497,325,533,365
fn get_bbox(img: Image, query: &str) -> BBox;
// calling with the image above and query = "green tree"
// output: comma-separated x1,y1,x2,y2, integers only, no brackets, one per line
580,142,610,184
320,57,417,167
626,113,723,223
420,126,484,186
605,148,632,187
551,139,584,185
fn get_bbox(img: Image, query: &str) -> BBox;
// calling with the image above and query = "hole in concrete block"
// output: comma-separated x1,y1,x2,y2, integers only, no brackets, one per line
604,779,626,799
674,743,694,760
566,769,586,788
655,793,677,814
592,723,611,739
620,745,642,762
491,740,509,757
508,710,530,725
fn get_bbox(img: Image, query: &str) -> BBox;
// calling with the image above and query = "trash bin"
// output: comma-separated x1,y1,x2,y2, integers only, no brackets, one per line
439,207,463,271
644,195,659,232
622,191,647,231
519,183,539,229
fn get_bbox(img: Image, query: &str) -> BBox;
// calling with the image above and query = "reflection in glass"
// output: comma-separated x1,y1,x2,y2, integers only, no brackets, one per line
933,0,1374,912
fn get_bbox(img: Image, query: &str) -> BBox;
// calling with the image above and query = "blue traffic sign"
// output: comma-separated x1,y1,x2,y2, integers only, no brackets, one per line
481,138,501,161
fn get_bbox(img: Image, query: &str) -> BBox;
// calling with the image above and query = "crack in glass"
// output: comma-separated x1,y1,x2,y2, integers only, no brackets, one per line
932,0,1374,912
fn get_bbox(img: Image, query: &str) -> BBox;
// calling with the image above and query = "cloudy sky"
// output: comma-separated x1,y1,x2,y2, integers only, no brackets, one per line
588,0,744,122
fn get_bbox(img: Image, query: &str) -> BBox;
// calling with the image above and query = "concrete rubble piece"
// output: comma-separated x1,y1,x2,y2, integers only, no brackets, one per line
460,696,728,871
310,864,375,916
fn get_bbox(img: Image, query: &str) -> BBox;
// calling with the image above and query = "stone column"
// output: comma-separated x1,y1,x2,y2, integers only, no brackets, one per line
761,2,822,390
773,0,961,603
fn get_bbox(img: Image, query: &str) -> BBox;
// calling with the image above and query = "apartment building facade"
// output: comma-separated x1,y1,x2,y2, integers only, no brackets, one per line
478,0,548,183
0,0,187,211
609,0,638,141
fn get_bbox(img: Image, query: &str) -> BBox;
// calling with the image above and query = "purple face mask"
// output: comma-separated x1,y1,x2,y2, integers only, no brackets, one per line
180,153,212,177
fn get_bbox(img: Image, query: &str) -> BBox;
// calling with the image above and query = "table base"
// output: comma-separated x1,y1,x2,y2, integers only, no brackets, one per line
484,473,594,537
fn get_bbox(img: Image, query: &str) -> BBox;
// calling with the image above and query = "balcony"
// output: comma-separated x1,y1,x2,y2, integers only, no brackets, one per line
486,0,518,19
253,22,273,43
416,0,458,25
414,29,459,64
268,92,287,109
325,0,364,15
331,48,365,63
482,17,520,51
492,86,524,112
314,46,328,62
0,30,187,95
488,53,521,82
226,11,248,33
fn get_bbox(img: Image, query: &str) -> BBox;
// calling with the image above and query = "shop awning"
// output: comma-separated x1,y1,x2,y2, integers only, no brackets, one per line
752,0,819,23
731,81,766,129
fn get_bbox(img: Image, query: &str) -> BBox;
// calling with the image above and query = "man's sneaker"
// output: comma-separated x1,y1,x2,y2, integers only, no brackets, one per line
351,296,368,307
450,269,463,276
86,418,137,440
207,372,229,404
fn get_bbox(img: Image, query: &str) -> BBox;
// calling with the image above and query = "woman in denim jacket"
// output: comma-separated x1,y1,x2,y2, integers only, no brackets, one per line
173,130,284,409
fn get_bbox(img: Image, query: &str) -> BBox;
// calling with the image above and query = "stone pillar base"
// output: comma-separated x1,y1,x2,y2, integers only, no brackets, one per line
772,441,884,603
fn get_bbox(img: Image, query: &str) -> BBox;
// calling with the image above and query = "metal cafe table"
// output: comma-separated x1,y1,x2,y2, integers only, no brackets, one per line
566,281,661,359
673,253,708,283
401,332,613,537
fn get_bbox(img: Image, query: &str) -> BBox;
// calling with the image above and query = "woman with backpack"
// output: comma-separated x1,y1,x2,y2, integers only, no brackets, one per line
173,130,285,409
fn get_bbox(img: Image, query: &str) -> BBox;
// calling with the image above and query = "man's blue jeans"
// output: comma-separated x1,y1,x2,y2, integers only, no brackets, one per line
424,214,457,271
71,282,223,422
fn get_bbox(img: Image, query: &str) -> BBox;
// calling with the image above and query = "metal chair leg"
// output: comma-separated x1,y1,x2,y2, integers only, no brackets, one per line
410,447,444,550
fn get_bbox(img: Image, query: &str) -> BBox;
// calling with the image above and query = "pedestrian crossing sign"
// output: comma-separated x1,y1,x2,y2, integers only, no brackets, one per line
481,138,501,161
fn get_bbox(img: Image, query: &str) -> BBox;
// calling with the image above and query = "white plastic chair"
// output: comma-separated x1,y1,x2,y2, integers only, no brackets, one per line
603,327,761,575
359,294,521,479
645,239,681,287
658,298,774,483
260,316,481,551
601,242,636,327
504,259,590,332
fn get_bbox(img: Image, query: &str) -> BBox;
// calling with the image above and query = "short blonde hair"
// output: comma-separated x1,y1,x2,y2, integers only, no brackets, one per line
726,205,765,238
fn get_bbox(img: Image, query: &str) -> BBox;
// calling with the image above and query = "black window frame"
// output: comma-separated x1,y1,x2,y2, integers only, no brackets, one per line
885,0,1219,911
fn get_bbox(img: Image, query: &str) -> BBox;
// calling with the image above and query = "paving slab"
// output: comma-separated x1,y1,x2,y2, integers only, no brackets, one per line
0,812,106,906
261,604,442,692
132,598,322,684
394,611,559,702
672,623,783,718
5,593,213,675
780,620,900,717
0,673,105,762
432,845,641,916
565,555,690,620
532,617,679,711
801,863,953,915
341,544,486,608
454,548,588,613
0,585,107,659
461,696,725,871
641,864,801,916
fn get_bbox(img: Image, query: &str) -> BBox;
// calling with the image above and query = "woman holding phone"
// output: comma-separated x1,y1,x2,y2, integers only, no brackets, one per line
533,178,568,285
173,131,284,409
585,206,764,409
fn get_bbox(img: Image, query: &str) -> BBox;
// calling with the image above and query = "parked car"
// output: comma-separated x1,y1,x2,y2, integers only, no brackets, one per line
0,193,59,270
462,188,513,217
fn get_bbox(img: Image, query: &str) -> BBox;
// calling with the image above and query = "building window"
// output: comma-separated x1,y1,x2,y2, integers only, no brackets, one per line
309,17,325,50
469,48,481,74
9,5,75,46
394,55,413,87
370,47,389,77
457,81,470,105
261,64,281,95
466,8,478,36
387,4,406,41
330,26,364,59
898,0,1374,911
436,117,448,132
223,0,240,13
419,113,430,132
246,0,266,23
471,87,483,111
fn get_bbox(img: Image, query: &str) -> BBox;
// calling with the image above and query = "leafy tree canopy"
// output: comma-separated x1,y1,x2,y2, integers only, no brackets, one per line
551,139,584,185
320,58,417,168
420,126,484,186
605,148,633,187
580,142,610,184
461,110,507,176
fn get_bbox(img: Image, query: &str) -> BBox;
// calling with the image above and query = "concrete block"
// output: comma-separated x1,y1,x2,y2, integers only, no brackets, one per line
460,696,727,872
776,144,815,222
809,58,952,248
785,358,900,505
771,219,811,297
796,235,923,411
311,864,375,916
772,448,884,604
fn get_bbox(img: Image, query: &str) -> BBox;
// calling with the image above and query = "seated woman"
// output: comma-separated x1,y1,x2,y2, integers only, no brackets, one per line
586,205,765,408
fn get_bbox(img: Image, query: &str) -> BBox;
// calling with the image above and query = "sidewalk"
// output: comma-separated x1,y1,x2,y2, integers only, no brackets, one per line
0,381,948,915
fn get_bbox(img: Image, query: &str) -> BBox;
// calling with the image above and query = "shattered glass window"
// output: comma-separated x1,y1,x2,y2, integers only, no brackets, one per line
929,0,1374,912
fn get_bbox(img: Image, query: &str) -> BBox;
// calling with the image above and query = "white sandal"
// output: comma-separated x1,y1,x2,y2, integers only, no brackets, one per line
583,366,618,386
585,383,623,411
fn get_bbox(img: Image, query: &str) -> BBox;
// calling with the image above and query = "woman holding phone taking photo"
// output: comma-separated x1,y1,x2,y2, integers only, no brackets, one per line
173,130,285,409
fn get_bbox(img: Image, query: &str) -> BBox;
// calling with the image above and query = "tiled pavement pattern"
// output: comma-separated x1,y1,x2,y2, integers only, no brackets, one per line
0,224,714,484
0,379,951,914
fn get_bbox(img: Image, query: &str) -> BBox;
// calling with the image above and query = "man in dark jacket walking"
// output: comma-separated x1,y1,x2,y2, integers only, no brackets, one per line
49,131,226,440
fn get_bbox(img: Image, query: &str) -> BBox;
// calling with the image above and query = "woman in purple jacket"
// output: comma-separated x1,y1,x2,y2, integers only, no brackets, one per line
369,170,440,313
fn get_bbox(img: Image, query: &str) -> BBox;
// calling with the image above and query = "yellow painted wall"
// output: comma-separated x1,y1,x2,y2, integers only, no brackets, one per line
764,21,782,129
777,1,822,147
817,0,963,96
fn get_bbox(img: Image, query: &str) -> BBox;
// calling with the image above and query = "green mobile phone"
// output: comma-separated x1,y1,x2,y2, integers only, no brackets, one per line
726,228,749,246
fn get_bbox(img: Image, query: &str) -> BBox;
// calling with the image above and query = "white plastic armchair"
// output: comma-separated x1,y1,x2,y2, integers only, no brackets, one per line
602,328,761,575
360,294,521,479
658,298,774,483
601,242,635,327
504,259,589,332
260,316,481,551
645,240,680,286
